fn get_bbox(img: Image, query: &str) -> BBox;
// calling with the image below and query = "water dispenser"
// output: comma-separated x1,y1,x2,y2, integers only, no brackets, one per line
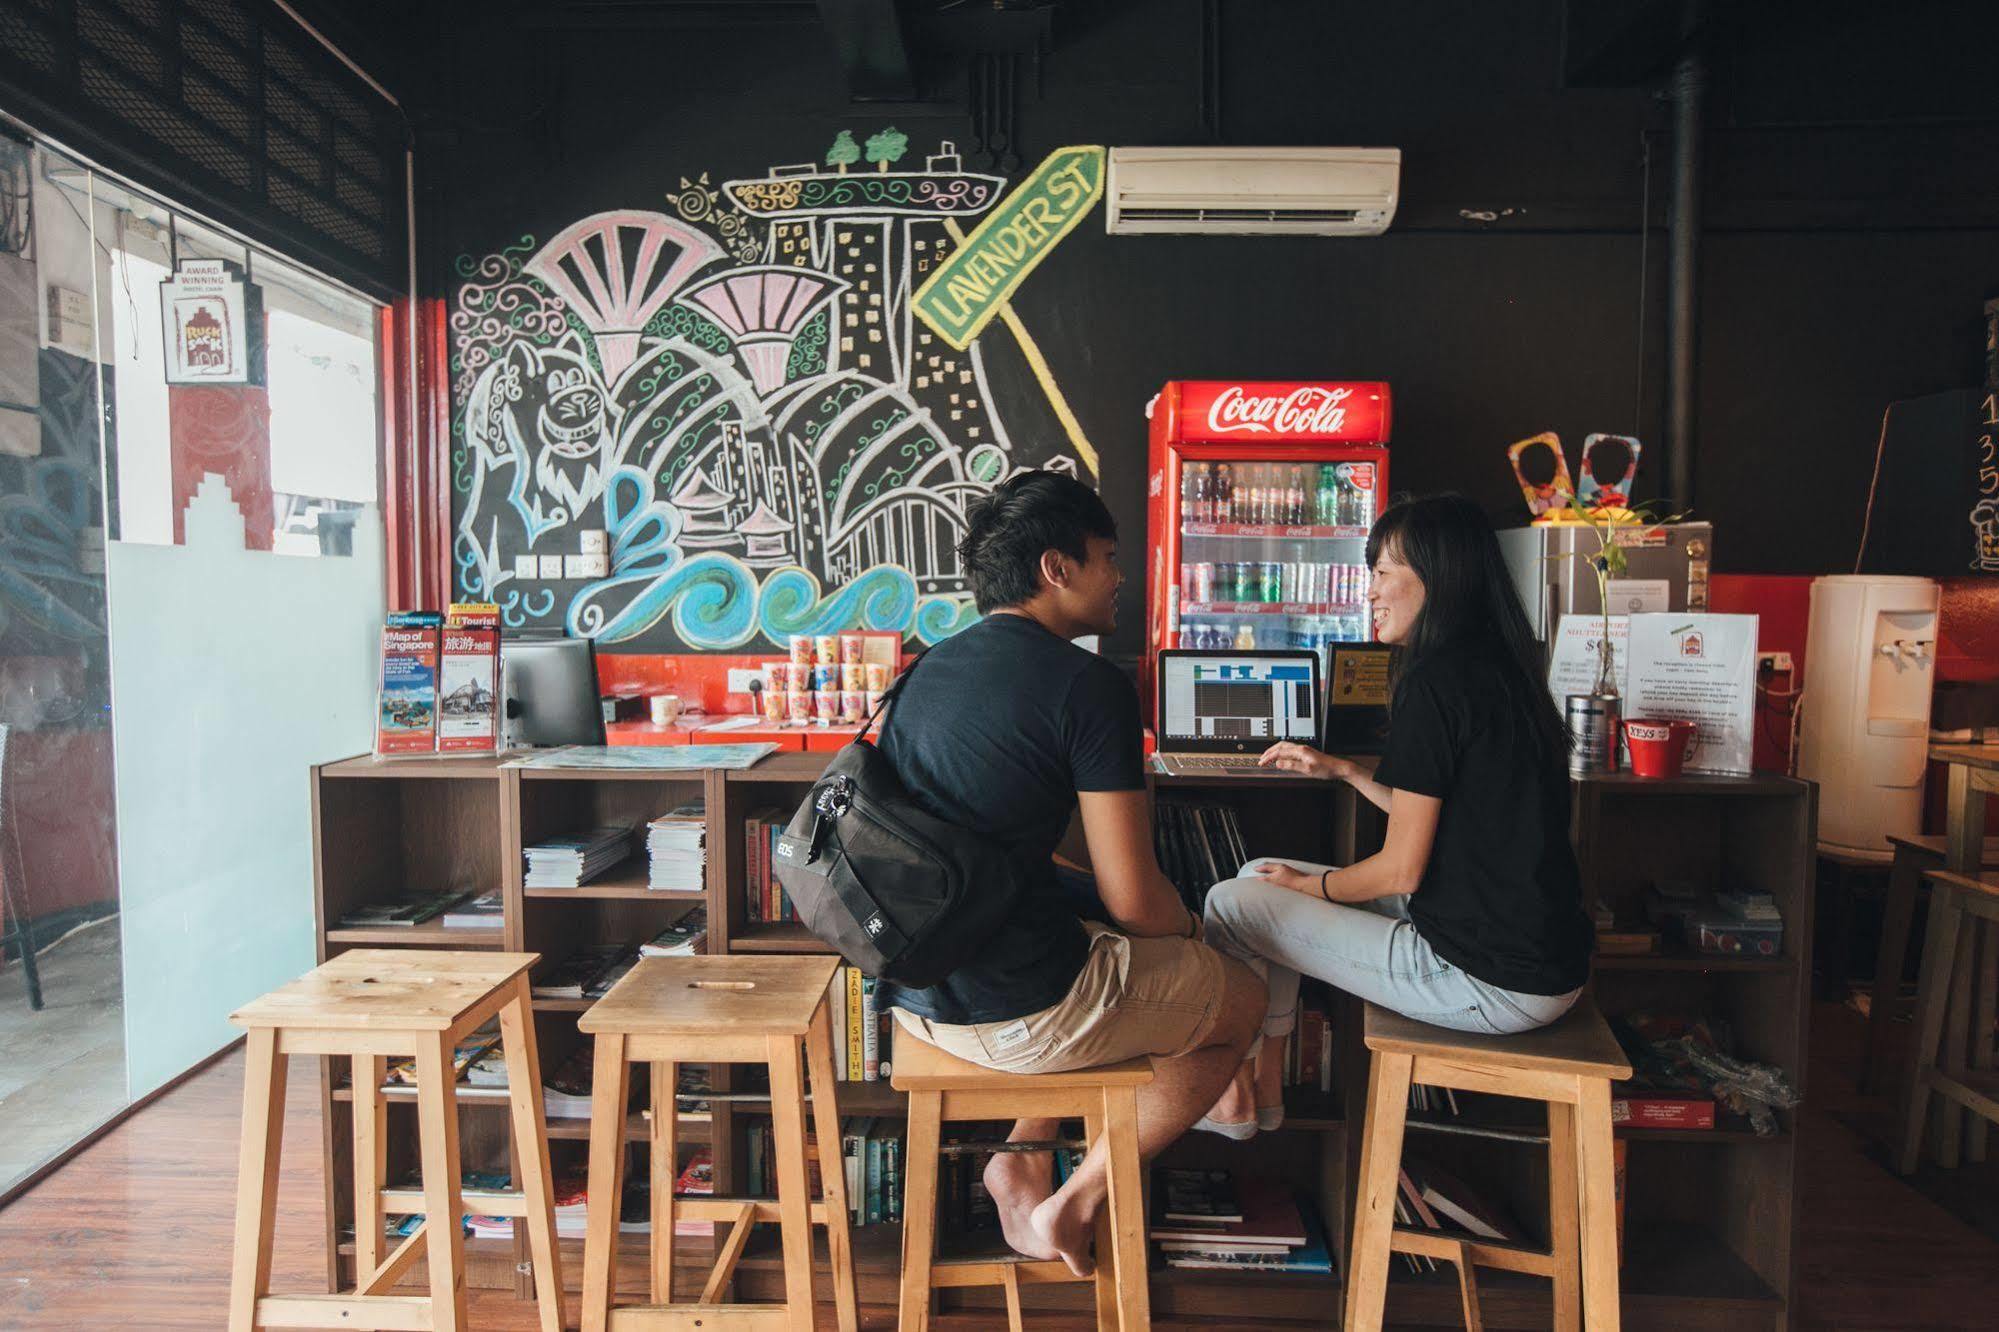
1799,575,1941,858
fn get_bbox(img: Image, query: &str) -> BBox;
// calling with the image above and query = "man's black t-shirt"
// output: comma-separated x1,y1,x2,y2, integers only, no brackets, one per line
1369,639,1593,996
876,613,1146,1025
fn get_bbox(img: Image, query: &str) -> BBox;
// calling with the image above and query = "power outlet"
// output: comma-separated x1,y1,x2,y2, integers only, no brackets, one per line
1757,651,1794,675
726,668,764,694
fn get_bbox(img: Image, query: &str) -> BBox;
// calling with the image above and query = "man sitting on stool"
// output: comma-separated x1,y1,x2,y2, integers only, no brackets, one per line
878,469,1266,1274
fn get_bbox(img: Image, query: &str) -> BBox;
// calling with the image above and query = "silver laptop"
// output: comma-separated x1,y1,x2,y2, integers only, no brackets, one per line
1153,649,1322,777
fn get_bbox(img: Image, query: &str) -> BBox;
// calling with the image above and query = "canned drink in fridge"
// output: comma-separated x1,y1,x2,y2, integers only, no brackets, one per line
1260,561,1280,603
1233,561,1255,602
1192,561,1215,603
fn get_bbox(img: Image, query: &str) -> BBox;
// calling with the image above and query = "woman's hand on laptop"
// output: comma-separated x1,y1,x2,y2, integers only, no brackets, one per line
1258,742,1354,782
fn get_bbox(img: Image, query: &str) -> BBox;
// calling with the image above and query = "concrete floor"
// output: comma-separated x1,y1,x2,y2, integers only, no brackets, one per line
0,917,126,1193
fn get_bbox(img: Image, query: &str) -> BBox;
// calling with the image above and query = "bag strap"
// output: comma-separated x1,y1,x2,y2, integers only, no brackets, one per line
854,647,922,746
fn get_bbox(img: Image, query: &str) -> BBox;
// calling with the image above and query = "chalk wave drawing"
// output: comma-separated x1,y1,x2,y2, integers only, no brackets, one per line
451,135,1097,650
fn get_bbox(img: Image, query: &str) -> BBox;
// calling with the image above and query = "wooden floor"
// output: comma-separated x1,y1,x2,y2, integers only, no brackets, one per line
0,1001,1995,1329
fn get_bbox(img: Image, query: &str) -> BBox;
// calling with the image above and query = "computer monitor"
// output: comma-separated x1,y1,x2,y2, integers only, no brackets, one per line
500,634,606,749
1155,649,1321,755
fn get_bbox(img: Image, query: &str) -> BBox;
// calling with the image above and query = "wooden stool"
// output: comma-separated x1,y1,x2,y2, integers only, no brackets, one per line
227,949,562,1332
1897,869,1999,1173
890,1031,1154,1332
1863,834,1999,1095
576,954,858,1332
1347,1000,1632,1332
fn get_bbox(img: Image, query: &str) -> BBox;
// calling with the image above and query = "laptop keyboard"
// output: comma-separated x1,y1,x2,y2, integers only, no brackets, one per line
1170,755,1265,769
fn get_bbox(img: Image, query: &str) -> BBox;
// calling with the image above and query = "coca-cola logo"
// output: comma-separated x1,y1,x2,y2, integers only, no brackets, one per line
1205,385,1355,436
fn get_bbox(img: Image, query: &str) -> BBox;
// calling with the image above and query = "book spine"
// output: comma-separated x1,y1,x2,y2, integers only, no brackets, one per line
860,977,879,1082
885,1134,900,1224
1297,1009,1322,1090
745,817,763,922
1319,1017,1333,1094
830,972,848,1082
866,1131,882,1226
843,1121,863,1225
771,824,786,919
845,967,864,1081
747,1122,764,1197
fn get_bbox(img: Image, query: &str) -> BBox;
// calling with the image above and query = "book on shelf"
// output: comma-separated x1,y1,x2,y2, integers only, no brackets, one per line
523,826,635,889
1159,1168,1242,1223
645,801,707,891
744,1123,826,1201
541,1045,595,1118
1150,1174,1331,1275
639,908,708,957
440,890,502,930
385,1169,510,1239
1403,1159,1519,1243
1152,800,1250,910
464,1044,510,1089
385,1030,499,1086
743,806,791,922
437,603,499,755
375,614,441,758
532,944,630,999
337,891,472,930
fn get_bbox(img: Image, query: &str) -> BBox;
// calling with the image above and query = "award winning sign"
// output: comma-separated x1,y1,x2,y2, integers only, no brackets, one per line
161,259,263,384
912,145,1104,351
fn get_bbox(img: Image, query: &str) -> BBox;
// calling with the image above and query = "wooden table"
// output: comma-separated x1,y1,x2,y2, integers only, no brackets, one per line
1908,744,1999,1164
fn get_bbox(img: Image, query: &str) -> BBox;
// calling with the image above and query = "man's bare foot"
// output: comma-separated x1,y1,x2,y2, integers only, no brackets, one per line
1029,1183,1098,1277
984,1151,1060,1261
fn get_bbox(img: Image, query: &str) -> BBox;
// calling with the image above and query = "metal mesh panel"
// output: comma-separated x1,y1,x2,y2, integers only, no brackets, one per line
0,0,400,293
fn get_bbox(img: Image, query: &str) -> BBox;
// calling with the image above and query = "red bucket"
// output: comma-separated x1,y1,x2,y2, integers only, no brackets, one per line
1623,718,1697,779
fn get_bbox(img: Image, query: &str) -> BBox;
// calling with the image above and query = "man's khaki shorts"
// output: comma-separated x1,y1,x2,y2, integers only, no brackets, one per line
891,923,1228,1075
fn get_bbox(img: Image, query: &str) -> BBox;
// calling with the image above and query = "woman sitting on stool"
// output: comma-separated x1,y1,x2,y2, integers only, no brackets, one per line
1199,493,1594,1137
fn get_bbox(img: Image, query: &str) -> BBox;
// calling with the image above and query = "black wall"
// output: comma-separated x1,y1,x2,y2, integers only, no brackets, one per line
413,0,1999,657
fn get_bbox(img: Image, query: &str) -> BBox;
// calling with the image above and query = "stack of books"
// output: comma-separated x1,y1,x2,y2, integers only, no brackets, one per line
834,1118,903,1226
549,1157,714,1241
531,943,631,1000
646,803,707,891
742,807,795,922
1153,801,1250,909
336,890,476,930
524,826,633,888
441,890,502,930
640,908,708,957
1149,1170,1332,1274
1278,1002,1334,1094
826,964,892,1082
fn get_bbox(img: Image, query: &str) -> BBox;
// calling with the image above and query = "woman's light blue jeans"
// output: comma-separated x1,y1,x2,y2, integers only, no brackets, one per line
1202,858,1580,1038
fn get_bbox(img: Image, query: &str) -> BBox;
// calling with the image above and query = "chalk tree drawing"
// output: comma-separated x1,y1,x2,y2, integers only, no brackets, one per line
451,137,1096,649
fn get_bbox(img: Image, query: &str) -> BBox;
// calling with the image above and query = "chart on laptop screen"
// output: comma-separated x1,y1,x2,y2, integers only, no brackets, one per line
1162,655,1317,743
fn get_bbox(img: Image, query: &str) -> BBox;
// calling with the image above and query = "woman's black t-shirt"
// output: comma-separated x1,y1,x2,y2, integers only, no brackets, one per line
1369,640,1593,996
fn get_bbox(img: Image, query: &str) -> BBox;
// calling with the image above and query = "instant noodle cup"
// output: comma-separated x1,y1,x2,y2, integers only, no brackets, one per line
814,635,839,666
841,663,865,691
865,662,890,692
760,682,786,723
864,690,885,717
839,633,864,665
813,689,839,721
812,663,840,691
788,634,813,666
840,690,866,723
787,691,811,724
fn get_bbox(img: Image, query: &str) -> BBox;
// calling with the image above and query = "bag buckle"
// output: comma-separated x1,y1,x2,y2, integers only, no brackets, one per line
805,777,852,860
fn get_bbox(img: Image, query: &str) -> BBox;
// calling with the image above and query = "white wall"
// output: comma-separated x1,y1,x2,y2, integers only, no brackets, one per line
109,479,383,1096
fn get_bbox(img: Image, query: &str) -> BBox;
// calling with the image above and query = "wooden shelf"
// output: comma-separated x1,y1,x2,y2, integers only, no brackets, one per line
523,858,704,901
1575,770,1806,797
321,753,506,780
1593,947,1794,974
517,764,713,784
730,922,829,953
325,919,505,947
726,753,830,784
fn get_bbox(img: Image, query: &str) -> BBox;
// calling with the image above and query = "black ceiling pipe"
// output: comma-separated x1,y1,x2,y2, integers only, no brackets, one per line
1665,40,1702,512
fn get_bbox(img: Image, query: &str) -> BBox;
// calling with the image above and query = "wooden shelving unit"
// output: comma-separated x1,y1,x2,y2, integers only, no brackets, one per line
306,749,1813,1326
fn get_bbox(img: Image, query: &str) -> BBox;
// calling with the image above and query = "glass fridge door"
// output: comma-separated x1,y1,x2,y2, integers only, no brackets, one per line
1174,457,1379,670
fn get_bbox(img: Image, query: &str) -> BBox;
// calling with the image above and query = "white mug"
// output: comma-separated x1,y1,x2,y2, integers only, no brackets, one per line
649,693,682,727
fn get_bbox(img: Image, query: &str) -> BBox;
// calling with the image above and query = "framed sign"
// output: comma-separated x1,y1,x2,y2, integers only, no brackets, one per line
161,259,264,385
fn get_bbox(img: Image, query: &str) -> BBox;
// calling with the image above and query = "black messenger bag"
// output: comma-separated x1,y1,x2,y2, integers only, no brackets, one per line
771,656,1030,986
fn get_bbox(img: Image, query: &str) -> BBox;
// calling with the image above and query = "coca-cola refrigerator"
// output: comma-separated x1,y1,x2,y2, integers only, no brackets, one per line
1143,379,1393,715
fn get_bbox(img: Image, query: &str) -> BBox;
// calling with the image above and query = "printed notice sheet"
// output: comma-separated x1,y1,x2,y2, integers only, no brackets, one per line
1623,614,1758,774
1546,615,1631,703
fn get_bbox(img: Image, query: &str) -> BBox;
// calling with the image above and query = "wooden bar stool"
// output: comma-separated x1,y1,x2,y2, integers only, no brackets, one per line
576,954,858,1332
890,1032,1154,1332
1861,834,1999,1095
1897,868,1999,1173
1346,1000,1632,1332
227,949,562,1332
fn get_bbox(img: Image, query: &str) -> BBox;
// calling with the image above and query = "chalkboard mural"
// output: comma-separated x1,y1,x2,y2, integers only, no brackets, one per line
450,135,1099,649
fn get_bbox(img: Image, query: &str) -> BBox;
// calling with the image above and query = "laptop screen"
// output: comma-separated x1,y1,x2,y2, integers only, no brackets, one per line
1159,651,1320,752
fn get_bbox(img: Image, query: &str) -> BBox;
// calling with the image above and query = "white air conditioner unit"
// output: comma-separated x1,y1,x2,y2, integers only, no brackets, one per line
1105,146,1401,236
